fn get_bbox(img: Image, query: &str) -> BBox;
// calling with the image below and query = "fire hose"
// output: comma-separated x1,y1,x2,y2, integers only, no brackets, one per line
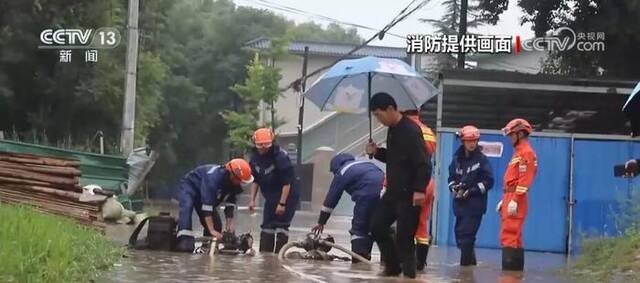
277,233,372,265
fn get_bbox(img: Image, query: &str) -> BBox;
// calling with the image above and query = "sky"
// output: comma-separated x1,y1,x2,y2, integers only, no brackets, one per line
233,0,535,47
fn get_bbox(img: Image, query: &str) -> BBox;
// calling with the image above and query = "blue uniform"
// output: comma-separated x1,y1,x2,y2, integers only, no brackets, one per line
176,165,240,242
250,144,300,250
319,153,384,259
448,146,494,249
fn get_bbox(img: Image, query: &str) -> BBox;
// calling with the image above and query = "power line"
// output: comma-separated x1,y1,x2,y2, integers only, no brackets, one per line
238,0,405,39
282,0,431,93
256,0,406,38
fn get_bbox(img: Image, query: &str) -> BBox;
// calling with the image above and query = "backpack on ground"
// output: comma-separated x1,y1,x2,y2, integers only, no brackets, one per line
128,212,177,251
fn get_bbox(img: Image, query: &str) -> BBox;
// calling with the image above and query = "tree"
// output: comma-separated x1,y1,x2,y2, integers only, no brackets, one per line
420,0,491,69
0,0,370,190
420,0,487,35
288,22,362,44
0,0,166,153
479,0,640,78
224,49,285,156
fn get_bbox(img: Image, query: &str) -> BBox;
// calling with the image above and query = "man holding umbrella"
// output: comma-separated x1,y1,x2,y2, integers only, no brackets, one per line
366,92,431,279
302,56,438,277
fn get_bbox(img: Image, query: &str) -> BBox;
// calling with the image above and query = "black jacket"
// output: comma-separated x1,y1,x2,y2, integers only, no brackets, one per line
374,116,431,201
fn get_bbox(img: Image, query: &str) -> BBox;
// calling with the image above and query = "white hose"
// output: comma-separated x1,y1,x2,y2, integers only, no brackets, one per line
320,240,372,265
277,242,300,260
277,240,372,265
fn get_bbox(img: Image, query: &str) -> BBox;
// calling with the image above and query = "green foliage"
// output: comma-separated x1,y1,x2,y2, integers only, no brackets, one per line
0,0,366,188
0,203,123,282
224,48,285,154
479,0,640,78
222,111,257,153
420,0,488,35
288,22,362,44
613,186,640,235
569,186,640,282
569,232,640,282
134,51,168,145
477,0,508,25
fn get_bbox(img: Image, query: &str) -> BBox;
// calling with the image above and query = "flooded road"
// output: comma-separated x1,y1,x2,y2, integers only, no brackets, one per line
101,203,579,282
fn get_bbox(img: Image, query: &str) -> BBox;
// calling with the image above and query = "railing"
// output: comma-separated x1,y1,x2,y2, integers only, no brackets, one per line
277,112,388,163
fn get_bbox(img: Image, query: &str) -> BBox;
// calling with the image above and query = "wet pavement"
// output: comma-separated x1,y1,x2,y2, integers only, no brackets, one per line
100,202,579,283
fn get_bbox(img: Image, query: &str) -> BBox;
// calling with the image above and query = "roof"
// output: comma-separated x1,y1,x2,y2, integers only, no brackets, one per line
244,37,408,60
419,69,637,135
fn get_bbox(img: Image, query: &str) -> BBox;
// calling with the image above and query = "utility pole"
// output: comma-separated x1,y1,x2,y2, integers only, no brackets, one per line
457,0,468,69
296,46,309,167
120,0,140,155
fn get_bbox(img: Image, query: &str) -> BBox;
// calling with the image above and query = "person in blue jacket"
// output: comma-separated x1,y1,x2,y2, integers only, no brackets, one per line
248,128,300,253
448,126,495,266
175,158,254,252
311,153,384,262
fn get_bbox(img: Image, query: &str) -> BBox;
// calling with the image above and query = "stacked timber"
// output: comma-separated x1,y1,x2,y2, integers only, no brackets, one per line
0,152,107,231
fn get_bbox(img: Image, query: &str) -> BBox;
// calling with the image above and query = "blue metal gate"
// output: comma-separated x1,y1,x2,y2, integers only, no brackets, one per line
435,132,570,253
571,139,640,253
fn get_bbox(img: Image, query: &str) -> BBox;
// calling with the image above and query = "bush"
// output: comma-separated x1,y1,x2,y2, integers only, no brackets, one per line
0,203,123,282
569,186,640,282
570,231,640,281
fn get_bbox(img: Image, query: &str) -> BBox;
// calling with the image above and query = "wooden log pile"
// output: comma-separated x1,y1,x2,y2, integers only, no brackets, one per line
0,152,107,231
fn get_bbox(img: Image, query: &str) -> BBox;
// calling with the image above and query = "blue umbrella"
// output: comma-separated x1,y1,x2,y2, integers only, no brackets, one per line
304,56,438,138
623,82,640,137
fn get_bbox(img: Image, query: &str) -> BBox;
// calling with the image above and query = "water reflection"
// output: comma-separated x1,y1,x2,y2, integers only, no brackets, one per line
101,207,575,283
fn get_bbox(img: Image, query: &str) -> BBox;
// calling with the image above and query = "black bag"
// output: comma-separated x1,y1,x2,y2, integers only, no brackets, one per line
128,212,177,251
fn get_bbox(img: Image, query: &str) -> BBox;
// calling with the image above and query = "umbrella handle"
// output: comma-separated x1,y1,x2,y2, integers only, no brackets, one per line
367,138,374,160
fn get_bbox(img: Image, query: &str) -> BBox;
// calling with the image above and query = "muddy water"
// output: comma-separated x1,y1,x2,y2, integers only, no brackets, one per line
100,203,578,282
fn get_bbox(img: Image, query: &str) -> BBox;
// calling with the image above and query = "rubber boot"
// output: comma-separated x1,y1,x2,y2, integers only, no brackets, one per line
275,232,288,253
175,236,195,253
351,238,373,263
401,251,417,279
460,244,477,266
376,240,402,277
259,231,275,253
502,247,524,271
416,243,430,271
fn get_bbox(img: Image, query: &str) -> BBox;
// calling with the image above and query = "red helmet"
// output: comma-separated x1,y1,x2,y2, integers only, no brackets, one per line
252,128,274,149
457,125,480,141
502,118,533,136
225,158,254,184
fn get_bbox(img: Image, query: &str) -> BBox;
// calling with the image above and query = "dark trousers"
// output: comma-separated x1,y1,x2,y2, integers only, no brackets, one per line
454,215,483,248
350,194,379,257
176,181,223,237
261,191,299,233
370,194,420,272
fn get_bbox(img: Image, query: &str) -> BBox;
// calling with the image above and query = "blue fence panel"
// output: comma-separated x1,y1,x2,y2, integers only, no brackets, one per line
521,136,570,252
571,140,640,253
435,132,456,246
435,133,570,253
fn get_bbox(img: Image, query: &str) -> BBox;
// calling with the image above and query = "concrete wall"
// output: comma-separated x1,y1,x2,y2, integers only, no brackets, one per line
268,55,336,134
310,147,335,212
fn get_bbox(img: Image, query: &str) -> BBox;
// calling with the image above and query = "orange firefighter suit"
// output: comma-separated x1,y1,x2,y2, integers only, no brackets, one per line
406,114,437,246
500,140,537,248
